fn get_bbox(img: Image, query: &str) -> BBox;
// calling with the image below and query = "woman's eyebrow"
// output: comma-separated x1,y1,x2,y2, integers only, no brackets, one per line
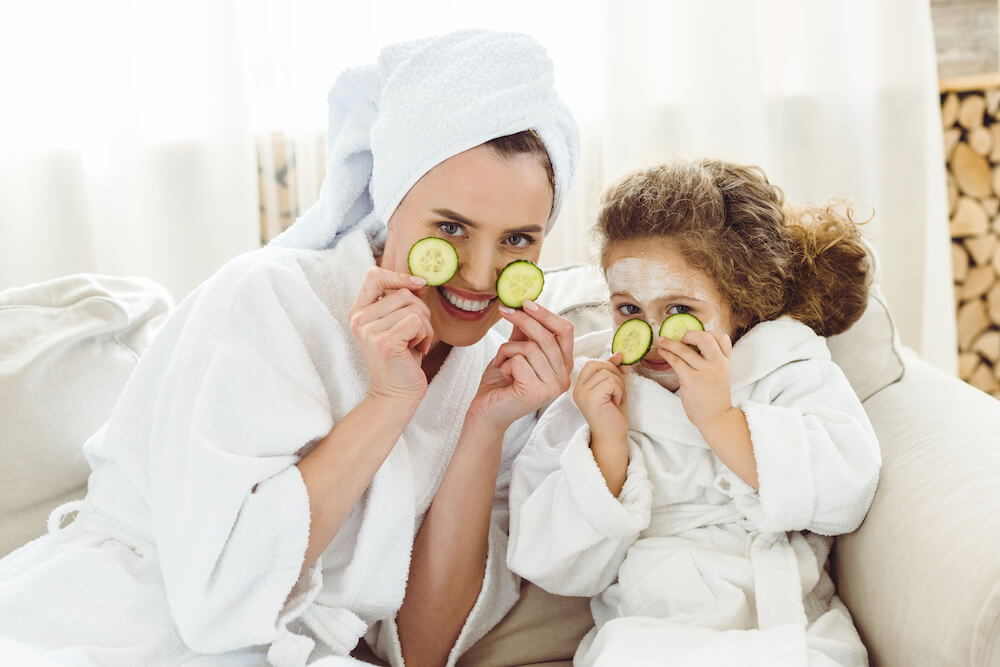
431,207,543,234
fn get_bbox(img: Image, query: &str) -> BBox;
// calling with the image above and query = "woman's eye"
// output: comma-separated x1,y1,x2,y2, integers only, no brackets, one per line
504,233,533,249
618,304,641,316
668,304,691,315
439,222,466,237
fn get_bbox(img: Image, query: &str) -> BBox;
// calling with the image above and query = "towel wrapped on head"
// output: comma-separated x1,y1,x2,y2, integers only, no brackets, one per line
270,29,580,252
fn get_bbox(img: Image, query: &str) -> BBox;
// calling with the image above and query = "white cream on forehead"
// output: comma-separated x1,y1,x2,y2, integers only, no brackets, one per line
605,256,721,332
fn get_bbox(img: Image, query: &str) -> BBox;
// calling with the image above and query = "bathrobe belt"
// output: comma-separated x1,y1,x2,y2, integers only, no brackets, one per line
642,502,809,630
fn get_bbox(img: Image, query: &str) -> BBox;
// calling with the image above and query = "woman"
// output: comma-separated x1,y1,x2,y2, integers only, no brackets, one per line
0,30,579,667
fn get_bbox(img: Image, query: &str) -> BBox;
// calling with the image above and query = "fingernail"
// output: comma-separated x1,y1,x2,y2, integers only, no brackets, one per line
498,305,515,314
522,299,539,312
409,276,427,286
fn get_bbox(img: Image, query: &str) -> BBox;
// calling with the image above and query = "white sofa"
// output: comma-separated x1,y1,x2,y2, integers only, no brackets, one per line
2,258,999,667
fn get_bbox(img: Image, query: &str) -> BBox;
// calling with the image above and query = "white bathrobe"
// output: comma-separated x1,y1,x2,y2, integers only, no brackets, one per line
0,228,526,667
507,318,882,667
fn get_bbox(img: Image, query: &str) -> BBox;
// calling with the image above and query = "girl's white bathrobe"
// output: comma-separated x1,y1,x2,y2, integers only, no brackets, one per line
507,318,882,667
0,228,526,667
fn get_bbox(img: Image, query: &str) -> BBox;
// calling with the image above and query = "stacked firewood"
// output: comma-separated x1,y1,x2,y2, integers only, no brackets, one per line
943,79,1000,399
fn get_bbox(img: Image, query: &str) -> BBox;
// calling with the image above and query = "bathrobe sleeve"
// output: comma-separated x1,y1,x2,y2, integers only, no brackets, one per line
142,256,343,654
365,413,535,667
507,392,653,597
723,359,882,536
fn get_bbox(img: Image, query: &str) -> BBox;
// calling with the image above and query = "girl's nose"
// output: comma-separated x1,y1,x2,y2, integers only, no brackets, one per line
458,243,500,293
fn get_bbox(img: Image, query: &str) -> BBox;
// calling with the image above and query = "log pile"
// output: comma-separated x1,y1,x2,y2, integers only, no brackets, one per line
943,76,1000,399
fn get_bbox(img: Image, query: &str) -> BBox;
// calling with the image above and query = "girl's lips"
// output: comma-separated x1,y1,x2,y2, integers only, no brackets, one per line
642,357,672,371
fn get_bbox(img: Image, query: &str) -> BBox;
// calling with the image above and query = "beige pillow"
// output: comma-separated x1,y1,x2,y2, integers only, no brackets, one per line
0,274,172,556
834,350,1000,666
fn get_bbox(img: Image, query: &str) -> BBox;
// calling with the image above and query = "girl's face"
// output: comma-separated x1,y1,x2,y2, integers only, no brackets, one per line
604,237,735,391
380,143,553,348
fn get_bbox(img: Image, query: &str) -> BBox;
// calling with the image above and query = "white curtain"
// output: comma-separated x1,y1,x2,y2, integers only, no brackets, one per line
0,0,953,370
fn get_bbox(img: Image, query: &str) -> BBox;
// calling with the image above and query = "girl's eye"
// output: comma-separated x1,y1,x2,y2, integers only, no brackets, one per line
618,304,641,316
439,222,466,237
667,304,691,315
504,233,534,249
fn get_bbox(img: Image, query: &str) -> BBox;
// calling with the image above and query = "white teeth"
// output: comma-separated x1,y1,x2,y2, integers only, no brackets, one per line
442,288,492,312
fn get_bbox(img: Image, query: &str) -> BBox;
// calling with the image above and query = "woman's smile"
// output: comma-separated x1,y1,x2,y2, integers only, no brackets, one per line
437,285,497,320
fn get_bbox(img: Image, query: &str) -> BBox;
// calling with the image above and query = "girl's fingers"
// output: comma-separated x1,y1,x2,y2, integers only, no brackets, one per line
682,330,723,361
499,302,574,373
608,351,624,366
354,266,426,309
656,337,704,369
712,330,734,356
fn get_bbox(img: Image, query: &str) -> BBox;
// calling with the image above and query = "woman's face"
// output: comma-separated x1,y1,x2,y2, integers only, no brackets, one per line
380,143,553,348
603,237,735,391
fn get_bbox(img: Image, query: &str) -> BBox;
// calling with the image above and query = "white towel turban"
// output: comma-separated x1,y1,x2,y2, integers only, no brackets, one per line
269,29,580,251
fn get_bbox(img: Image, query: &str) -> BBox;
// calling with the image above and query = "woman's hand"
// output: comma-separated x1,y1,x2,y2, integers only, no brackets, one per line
656,329,734,431
349,267,433,407
469,300,574,434
573,353,628,442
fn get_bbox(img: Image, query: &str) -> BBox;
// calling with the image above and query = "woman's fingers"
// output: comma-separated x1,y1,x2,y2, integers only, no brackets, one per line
353,266,427,310
499,301,574,375
494,341,556,385
358,304,433,353
351,287,431,330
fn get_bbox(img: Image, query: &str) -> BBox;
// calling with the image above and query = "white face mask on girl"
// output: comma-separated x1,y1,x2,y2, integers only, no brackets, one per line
604,238,735,391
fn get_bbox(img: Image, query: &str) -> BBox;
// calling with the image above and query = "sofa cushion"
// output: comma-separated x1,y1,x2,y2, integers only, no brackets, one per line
0,274,172,556
834,350,1000,666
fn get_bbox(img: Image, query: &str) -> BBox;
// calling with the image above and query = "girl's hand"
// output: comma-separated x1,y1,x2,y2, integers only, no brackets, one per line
656,330,734,432
470,300,574,434
573,353,628,442
349,267,434,407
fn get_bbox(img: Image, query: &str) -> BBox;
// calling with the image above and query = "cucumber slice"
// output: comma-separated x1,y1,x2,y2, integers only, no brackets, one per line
659,313,704,342
611,318,653,365
496,260,544,309
407,237,458,286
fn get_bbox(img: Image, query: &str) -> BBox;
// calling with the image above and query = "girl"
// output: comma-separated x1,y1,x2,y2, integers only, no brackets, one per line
0,30,578,667
507,159,881,666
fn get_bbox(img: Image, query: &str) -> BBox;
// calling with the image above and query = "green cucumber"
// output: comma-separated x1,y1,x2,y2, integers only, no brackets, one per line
611,318,653,365
496,260,544,309
658,313,704,342
407,237,458,286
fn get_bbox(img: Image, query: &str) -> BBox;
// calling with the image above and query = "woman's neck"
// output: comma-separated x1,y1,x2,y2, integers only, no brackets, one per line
421,340,451,383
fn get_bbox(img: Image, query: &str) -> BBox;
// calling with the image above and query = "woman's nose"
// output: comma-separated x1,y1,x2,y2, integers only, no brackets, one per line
458,243,500,293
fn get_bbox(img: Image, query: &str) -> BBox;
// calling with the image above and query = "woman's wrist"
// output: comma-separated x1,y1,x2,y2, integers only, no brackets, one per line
363,391,422,429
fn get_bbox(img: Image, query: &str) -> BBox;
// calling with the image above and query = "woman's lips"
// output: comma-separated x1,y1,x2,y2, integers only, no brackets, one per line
435,286,496,322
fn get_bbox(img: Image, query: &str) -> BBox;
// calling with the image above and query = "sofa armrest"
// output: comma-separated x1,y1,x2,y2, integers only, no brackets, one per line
834,350,1000,667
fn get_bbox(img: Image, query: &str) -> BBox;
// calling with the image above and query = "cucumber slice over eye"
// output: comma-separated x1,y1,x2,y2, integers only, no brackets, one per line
407,237,458,286
659,313,704,342
496,260,544,309
611,318,653,365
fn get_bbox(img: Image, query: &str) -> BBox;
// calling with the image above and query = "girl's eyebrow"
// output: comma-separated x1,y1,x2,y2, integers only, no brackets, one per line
431,207,543,235
610,290,706,304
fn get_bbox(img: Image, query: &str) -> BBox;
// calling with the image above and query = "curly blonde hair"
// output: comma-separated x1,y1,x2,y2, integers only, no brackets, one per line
597,159,871,339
